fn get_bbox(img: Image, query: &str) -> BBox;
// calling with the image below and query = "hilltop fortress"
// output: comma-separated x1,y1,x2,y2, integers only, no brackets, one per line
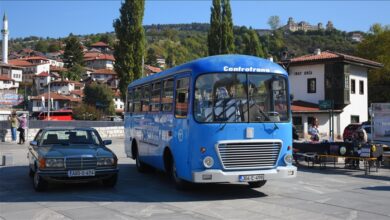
283,17,334,32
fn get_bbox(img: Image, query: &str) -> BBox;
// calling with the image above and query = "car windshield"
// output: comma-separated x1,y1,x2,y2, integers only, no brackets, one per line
40,130,102,146
194,72,289,123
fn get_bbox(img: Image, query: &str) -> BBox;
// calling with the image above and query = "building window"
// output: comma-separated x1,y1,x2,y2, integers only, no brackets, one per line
351,79,356,94
359,80,364,95
307,78,316,93
351,115,360,123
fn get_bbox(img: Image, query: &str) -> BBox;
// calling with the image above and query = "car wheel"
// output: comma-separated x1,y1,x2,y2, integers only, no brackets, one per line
33,172,48,192
102,174,118,188
29,167,34,178
248,180,267,188
135,149,148,173
170,158,191,190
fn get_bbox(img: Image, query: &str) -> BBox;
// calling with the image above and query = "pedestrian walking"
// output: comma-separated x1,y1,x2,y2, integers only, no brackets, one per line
17,114,27,144
8,112,18,142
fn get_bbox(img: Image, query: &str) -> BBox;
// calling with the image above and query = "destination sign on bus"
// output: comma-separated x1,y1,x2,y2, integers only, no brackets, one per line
223,66,270,73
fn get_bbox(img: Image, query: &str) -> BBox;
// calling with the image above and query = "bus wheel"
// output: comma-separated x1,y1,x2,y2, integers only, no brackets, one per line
248,180,267,188
170,158,191,190
135,149,148,173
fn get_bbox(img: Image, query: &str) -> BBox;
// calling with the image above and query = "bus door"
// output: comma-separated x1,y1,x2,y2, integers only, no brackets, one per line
171,75,191,179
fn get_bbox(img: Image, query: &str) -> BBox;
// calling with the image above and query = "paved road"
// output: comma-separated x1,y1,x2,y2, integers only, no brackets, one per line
1,138,390,220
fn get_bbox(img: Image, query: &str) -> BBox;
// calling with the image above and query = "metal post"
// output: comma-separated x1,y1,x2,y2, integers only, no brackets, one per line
48,76,50,120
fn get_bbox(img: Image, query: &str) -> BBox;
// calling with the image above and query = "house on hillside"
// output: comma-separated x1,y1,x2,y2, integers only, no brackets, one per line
29,92,81,114
84,53,115,70
9,59,50,83
46,80,83,95
0,63,23,93
281,49,383,140
89,41,112,53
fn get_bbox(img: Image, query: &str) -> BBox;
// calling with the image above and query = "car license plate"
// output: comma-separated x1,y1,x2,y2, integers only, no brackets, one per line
68,169,95,177
239,174,264,182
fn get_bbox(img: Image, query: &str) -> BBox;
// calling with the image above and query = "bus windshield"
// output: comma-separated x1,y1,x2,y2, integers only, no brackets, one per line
194,73,289,123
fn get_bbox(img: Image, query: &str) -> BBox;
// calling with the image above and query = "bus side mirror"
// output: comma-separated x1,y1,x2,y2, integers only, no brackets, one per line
178,93,186,103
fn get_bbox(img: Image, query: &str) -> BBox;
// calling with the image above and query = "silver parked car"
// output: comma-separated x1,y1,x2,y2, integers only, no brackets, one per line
28,127,118,191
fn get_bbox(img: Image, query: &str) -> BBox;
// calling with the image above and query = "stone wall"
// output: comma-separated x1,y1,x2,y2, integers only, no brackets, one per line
0,120,124,142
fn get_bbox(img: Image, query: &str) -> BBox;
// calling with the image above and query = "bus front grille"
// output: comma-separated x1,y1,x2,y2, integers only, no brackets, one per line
66,157,97,170
216,141,281,170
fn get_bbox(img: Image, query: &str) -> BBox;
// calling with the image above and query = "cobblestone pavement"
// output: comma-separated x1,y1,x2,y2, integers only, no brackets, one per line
1,139,390,220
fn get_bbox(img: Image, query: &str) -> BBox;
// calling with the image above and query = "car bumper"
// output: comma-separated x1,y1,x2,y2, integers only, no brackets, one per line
192,166,297,183
37,168,118,182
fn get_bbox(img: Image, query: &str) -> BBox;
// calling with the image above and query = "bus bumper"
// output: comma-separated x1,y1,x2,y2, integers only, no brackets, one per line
192,166,297,183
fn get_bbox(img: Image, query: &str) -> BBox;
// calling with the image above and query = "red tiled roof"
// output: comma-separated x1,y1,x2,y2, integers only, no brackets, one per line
84,52,102,58
291,100,319,112
84,54,115,62
91,69,116,75
0,75,14,81
30,92,82,102
34,72,49,77
70,90,84,97
288,51,383,68
8,59,36,67
90,41,109,47
145,65,161,73
24,56,48,61
50,66,67,72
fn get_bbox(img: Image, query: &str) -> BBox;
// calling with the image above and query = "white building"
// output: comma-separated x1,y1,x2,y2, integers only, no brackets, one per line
283,50,383,140
48,80,83,95
0,63,23,92
84,53,115,70
113,90,124,114
90,68,116,82
9,59,50,83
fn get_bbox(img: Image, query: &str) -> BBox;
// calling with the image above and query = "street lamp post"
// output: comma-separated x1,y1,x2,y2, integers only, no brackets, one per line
48,75,51,120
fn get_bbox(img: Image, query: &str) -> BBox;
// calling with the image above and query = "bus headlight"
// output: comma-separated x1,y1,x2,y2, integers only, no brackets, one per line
371,145,376,152
203,156,214,168
339,146,347,155
284,154,293,165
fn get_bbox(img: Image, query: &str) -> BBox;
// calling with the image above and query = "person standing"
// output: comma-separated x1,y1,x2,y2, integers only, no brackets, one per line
308,118,320,142
17,114,27,144
8,112,18,142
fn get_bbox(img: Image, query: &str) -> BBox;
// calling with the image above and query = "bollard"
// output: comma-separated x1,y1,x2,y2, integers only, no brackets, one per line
1,154,13,166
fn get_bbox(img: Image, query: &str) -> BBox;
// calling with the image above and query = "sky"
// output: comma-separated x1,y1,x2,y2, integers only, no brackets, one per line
0,0,389,39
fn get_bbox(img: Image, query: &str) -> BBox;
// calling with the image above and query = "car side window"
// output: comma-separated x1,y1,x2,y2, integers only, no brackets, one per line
90,131,102,145
34,130,43,142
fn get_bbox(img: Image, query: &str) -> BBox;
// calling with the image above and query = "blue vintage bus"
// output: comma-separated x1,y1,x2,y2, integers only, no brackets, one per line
125,55,296,188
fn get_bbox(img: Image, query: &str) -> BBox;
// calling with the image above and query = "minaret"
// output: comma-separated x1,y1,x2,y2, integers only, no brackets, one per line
2,13,9,64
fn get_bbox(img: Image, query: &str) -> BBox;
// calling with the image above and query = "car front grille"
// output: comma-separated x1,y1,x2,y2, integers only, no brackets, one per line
216,141,281,170
65,157,97,170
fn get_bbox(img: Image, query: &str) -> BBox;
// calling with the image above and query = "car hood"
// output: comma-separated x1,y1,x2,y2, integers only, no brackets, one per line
38,145,114,158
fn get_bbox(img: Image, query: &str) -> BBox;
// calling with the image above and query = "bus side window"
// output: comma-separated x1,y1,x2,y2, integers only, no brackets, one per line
127,90,133,113
162,78,174,112
134,87,142,112
151,81,161,112
141,85,150,112
175,77,189,118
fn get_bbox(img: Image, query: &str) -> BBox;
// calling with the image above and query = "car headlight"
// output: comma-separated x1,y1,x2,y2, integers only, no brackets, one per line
284,154,293,165
45,158,64,168
203,156,214,168
339,146,347,155
97,157,115,166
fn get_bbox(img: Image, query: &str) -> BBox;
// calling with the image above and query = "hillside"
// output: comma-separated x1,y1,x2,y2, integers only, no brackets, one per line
6,23,362,65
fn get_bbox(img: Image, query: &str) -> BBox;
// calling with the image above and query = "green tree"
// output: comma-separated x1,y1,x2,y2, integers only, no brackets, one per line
208,0,222,55
113,0,146,101
35,40,48,53
221,0,234,54
243,29,265,57
63,64,84,81
165,47,175,68
146,47,158,66
47,43,61,52
73,104,103,120
357,24,390,103
84,83,115,116
100,33,114,46
268,16,281,30
63,34,84,68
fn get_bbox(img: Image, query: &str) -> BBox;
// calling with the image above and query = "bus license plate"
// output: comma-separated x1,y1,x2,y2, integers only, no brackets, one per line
239,174,264,182
68,169,95,177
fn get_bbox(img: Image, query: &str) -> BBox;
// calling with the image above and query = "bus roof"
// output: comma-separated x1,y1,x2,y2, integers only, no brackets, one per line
128,54,287,88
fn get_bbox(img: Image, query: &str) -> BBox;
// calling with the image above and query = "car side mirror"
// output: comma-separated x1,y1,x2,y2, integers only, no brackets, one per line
30,141,38,147
103,140,112,145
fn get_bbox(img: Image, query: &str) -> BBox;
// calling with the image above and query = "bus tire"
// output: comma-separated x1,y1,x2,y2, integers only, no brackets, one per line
170,158,191,190
248,180,267,188
135,148,148,173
